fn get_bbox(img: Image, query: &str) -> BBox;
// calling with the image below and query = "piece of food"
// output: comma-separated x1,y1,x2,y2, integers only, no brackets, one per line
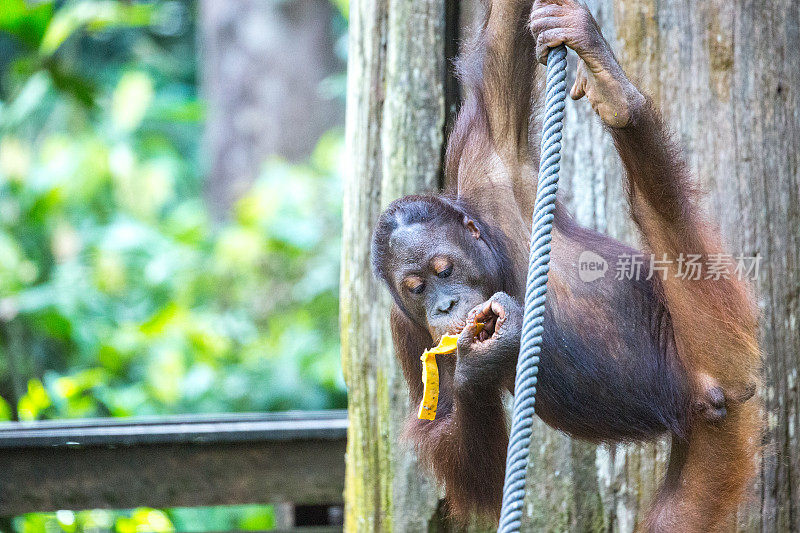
418,350,441,420
417,323,484,420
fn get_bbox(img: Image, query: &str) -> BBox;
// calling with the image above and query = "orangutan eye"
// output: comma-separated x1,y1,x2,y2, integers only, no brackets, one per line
404,277,425,295
431,256,453,279
437,264,453,278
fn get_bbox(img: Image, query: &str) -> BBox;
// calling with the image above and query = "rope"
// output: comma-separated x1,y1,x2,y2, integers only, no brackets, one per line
498,45,568,533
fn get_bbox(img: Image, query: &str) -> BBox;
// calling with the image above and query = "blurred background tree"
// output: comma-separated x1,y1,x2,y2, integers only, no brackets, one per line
0,0,348,423
200,0,346,217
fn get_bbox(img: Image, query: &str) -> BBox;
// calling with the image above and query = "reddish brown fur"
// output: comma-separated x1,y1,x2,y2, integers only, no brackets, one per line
610,94,762,533
391,306,509,520
374,0,762,530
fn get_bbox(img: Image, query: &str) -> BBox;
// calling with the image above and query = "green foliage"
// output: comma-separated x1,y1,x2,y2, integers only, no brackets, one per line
329,0,349,20
13,505,276,533
0,0,346,420
39,1,155,56
0,0,54,48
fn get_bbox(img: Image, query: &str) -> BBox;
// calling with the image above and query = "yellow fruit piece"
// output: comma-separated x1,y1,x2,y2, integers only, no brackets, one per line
417,350,440,420
428,334,458,355
417,323,483,420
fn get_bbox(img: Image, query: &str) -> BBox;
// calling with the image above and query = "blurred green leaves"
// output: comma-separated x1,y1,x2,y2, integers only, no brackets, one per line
18,378,51,420
14,505,277,533
329,0,349,20
0,0,156,56
0,0,346,423
0,127,346,419
0,0,161,109
40,1,155,56
111,71,154,131
0,0,53,48
0,394,11,420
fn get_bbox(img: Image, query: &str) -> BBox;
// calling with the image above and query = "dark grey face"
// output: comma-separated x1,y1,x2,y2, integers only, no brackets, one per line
387,220,494,341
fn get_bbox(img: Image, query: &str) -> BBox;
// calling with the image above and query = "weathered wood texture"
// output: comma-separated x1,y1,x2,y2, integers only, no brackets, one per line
518,1,800,531
340,0,451,531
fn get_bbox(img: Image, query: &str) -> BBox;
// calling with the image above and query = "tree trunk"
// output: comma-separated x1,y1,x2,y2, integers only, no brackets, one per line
340,0,455,530
199,0,344,217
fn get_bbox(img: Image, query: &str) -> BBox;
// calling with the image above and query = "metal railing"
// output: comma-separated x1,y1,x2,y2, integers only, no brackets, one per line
0,410,347,526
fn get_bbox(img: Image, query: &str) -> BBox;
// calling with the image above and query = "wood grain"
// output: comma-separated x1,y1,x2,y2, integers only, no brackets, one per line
340,0,450,530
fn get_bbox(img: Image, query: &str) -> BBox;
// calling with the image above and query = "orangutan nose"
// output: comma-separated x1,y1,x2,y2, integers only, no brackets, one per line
435,296,458,314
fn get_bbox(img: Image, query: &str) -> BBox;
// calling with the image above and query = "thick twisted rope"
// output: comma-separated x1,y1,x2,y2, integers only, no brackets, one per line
498,45,568,533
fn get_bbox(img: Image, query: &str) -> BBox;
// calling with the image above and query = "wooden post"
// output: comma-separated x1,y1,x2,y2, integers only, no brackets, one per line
340,0,453,530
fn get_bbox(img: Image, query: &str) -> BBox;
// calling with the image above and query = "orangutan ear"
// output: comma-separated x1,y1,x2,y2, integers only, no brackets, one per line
463,216,480,239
